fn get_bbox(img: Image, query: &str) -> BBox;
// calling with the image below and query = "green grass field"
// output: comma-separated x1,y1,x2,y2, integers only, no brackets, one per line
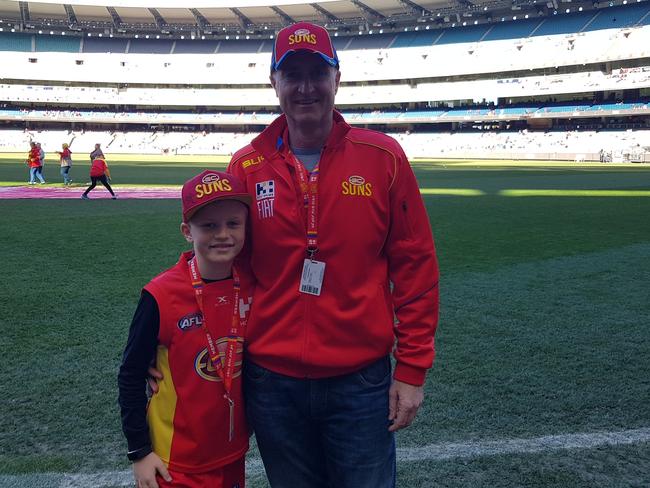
1,158,649,487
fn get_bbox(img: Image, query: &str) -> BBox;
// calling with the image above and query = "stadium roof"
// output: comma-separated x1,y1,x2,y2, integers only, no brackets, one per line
0,0,630,37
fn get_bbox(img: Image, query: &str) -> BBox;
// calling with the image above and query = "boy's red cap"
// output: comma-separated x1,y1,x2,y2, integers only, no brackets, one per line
182,170,250,222
272,22,339,71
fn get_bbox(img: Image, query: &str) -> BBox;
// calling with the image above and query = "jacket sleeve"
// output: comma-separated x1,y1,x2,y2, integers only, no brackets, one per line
385,147,439,386
117,290,160,458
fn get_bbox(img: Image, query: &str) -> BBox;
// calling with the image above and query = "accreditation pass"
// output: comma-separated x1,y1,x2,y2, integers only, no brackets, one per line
300,259,325,296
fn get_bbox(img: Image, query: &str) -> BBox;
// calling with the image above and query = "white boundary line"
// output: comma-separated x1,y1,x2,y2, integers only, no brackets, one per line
1,428,648,487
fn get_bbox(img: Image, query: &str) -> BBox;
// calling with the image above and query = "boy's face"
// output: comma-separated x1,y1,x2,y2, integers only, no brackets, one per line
181,200,248,276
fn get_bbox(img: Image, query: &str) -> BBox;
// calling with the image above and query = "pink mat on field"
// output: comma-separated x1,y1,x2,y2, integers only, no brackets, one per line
0,186,180,199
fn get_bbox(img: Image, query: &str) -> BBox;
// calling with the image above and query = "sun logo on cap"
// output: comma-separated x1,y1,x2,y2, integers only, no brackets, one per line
202,173,220,184
288,29,317,45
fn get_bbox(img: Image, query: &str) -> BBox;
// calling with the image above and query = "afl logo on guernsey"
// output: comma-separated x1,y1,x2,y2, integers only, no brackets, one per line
195,342,244,382
178,312,203,331
342,175,373,197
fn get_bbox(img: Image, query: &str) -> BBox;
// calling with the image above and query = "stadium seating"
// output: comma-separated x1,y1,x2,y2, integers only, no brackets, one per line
2,128,647,162
0,32,32,51
34,35,80,53
0,4,648,162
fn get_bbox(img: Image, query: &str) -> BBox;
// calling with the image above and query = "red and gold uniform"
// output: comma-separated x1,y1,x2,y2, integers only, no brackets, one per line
228,111,439,386
118,251,252,484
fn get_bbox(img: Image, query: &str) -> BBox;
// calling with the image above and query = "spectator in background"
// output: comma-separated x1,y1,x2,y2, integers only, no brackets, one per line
81,155,116,200
36,142,45,180
90,143,104,161
27,141,45,185
56,143,73,185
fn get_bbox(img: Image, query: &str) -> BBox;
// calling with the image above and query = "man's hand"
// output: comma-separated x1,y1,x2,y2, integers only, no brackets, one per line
133,452,171,488
388,379,424,432
147,366,163,395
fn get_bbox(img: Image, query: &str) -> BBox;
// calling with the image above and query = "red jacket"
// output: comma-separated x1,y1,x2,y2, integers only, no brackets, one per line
144,252,252,472
90,158,107,177
228,111,439,386
27,147,41,168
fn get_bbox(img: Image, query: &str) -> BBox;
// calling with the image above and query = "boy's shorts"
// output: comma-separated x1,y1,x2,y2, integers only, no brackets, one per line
156,457,245,488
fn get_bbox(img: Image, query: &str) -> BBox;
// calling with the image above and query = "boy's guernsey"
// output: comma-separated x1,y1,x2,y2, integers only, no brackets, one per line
124,251,252,473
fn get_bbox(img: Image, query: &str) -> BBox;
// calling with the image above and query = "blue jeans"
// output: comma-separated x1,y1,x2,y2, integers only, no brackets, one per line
29,167,45,183
60,166,71,183
244,356,396,488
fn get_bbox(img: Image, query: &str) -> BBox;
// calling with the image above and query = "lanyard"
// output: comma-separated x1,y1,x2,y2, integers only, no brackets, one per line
292,154,319,258
188,255,245,440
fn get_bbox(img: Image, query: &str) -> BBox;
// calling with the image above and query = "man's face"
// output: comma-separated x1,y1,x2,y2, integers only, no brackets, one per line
270,51,340,130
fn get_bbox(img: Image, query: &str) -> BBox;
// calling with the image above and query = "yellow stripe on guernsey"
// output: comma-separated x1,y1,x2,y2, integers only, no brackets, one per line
147,346,177,465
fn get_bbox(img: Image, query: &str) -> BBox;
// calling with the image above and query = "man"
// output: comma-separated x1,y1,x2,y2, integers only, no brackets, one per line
227,22,439,488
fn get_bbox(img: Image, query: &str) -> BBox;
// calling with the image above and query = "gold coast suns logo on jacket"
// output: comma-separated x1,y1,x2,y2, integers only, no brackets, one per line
341,175,373,197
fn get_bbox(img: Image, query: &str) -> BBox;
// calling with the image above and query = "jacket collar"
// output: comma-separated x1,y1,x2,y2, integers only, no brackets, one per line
251,110,351,159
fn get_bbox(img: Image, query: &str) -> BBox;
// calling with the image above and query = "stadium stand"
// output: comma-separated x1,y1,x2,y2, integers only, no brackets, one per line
0,32,31,51
436,25,491,45
128,39,173,54
0,1,648,162
34,35,80,53
83,37,129,53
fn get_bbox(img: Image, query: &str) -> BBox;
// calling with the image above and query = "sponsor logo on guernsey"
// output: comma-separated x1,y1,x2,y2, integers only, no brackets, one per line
341,175,373,197
242,155,264,169
216,295,229,306
177,312,203,331
288,29,317,46
195,344,243,382
240,296,252,319
194,173,232,199
255,180,275,219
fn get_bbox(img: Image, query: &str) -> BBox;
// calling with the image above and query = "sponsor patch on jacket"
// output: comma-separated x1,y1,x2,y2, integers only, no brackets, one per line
256,180,275,200
341,175,373,197
178,312,203,331
255,180,275,219
242,155,264,169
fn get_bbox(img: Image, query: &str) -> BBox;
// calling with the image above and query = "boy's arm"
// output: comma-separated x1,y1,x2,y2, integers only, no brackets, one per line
117,290,160,462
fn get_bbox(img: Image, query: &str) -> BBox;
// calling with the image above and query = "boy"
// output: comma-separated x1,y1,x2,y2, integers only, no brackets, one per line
81,155,116,199
118,170,253,488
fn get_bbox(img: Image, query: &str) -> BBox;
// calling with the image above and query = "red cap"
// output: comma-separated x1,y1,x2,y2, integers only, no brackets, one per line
181,170,250,222
272,22,339,71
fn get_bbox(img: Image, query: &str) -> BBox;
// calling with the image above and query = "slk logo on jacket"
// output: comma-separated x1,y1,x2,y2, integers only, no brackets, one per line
178,312,203,331
342,175,373,197
255,180,275,219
